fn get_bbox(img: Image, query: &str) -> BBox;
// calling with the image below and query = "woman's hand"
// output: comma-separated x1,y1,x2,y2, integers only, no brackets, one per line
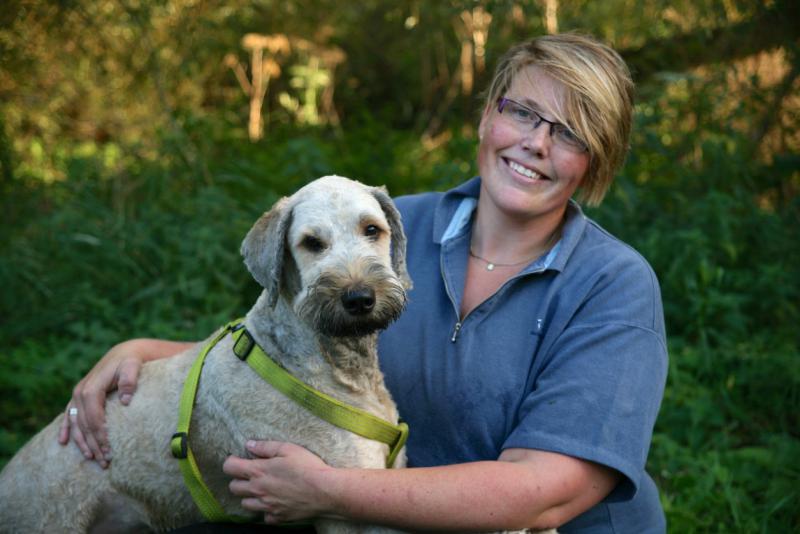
57,339,146,467
57,338,194,467
223,441,337,525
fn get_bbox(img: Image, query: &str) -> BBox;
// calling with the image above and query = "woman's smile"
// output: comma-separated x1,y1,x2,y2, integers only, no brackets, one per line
504,157,551,182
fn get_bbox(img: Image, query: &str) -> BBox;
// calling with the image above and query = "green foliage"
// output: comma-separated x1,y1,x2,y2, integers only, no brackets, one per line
651,341,800,532
585,68,799,532
1,1,799,532
0,153,262,459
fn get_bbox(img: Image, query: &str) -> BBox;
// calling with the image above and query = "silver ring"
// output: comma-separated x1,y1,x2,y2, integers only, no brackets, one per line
68,407,78,417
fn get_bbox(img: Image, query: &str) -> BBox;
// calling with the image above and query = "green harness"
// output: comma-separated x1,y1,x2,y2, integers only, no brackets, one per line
170,319,409,522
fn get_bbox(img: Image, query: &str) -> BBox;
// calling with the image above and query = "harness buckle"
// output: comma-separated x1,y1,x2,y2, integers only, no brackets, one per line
171,432,188,459
233,329,255,361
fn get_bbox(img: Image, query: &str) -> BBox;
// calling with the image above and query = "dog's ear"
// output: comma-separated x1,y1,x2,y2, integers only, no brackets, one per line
370,186,412,290
241,196,293,307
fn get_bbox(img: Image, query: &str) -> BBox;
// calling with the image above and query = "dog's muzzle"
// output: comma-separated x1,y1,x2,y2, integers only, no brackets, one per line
298,266,407,337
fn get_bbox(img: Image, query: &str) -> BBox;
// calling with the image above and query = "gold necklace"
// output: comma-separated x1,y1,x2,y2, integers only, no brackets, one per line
469,228,561,272
468,249,536,271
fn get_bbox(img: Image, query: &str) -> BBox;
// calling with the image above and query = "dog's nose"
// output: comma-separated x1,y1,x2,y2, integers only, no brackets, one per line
341,287,376,315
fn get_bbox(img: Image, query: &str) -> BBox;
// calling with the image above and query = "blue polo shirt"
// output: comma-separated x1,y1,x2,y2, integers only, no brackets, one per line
378,177,668,533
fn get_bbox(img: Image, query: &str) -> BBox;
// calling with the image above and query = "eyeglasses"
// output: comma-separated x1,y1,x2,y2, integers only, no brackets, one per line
496,97,588,153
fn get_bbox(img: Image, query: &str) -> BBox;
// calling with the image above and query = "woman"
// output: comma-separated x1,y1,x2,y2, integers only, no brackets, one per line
60,33,667,532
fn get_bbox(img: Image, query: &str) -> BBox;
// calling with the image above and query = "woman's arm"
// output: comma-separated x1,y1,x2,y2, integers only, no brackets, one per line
57,338,195,467
223,441,620,531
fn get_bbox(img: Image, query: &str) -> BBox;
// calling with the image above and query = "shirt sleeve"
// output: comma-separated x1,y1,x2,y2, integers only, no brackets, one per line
502,257,668,501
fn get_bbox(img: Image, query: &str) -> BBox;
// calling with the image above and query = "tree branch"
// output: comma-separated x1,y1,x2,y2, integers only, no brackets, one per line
751,50,800,152
621,0,799,83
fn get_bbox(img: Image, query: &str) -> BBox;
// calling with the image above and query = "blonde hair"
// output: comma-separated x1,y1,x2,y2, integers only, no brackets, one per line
484,33,634,205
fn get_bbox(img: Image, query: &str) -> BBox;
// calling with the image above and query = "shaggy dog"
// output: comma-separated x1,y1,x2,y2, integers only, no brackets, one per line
0,176,410,534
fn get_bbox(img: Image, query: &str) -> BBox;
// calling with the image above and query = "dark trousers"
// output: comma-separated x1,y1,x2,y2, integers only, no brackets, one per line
169,525,315,533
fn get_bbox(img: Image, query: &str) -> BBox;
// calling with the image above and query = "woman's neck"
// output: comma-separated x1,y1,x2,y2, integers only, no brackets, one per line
470,198,566,264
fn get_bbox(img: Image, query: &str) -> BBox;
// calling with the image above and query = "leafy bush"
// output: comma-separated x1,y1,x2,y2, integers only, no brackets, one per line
0,149,260,458
2,106,799,530
586,97,800,532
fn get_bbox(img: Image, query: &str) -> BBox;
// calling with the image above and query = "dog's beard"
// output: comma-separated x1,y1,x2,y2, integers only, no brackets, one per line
297,266,407,338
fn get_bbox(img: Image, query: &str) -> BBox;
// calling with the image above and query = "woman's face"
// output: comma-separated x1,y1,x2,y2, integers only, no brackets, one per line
477,65,590,224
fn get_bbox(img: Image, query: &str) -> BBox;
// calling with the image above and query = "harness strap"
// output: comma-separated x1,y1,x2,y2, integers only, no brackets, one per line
172,318,409,523
229,325,409,468
171,320,245,523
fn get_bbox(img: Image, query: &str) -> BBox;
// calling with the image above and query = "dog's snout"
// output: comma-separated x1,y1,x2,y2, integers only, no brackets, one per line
341,287,376,316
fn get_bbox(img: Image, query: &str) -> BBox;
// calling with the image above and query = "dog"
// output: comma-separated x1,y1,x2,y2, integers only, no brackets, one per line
0,175,411,533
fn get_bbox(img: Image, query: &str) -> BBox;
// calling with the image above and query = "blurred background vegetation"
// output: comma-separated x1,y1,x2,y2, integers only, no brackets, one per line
0,0,798,531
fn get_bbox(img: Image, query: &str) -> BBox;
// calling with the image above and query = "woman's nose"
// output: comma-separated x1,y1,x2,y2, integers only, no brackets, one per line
520,121,552,157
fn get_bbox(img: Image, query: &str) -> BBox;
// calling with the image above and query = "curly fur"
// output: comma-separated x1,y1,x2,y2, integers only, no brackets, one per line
0,176,410,534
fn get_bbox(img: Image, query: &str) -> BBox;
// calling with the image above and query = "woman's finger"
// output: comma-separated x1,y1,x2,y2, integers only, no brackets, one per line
75,392,108,467
57,410,70,445
71,422,94,460
222,455,259,479
229,478,259,497
58,405,90,460
241,497,270,512
82,390,111,458
246,440,297,459
262,511,281,525
116,358,142,405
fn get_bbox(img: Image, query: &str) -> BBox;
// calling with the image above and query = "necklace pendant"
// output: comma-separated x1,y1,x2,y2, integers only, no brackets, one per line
486,263,495,271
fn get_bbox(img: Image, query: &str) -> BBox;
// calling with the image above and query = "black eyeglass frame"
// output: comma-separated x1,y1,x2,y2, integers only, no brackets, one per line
496,97,588,153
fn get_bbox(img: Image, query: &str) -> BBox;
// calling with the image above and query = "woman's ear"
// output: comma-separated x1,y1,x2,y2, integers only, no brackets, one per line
478,104,491,141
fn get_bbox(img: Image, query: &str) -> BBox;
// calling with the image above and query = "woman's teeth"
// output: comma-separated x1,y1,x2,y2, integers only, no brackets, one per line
508,160,542,180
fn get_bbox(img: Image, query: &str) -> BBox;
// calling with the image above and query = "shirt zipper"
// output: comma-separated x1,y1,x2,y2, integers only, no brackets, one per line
443,251,548,344
441,248,466,343
450,322,462,343
442,255,499,344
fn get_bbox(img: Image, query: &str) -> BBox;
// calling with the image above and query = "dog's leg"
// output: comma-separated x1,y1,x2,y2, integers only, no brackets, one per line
315,519,408,534
89,493,152,533
0,418,115,532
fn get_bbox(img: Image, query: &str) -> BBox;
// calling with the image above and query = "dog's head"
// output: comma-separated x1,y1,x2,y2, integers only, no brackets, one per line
241,175,411,337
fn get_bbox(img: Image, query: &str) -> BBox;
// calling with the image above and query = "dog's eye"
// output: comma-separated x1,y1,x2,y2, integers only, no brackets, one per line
364,224,381,240
300,235,326,253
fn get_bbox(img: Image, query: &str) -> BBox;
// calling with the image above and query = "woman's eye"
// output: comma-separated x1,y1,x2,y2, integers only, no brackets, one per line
301,235,325,253
555,126,586,149
510,105,532,120
556,126,575,140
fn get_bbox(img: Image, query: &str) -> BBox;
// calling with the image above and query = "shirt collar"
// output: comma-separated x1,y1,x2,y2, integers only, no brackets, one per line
432,176,587,273
432,177,482,244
